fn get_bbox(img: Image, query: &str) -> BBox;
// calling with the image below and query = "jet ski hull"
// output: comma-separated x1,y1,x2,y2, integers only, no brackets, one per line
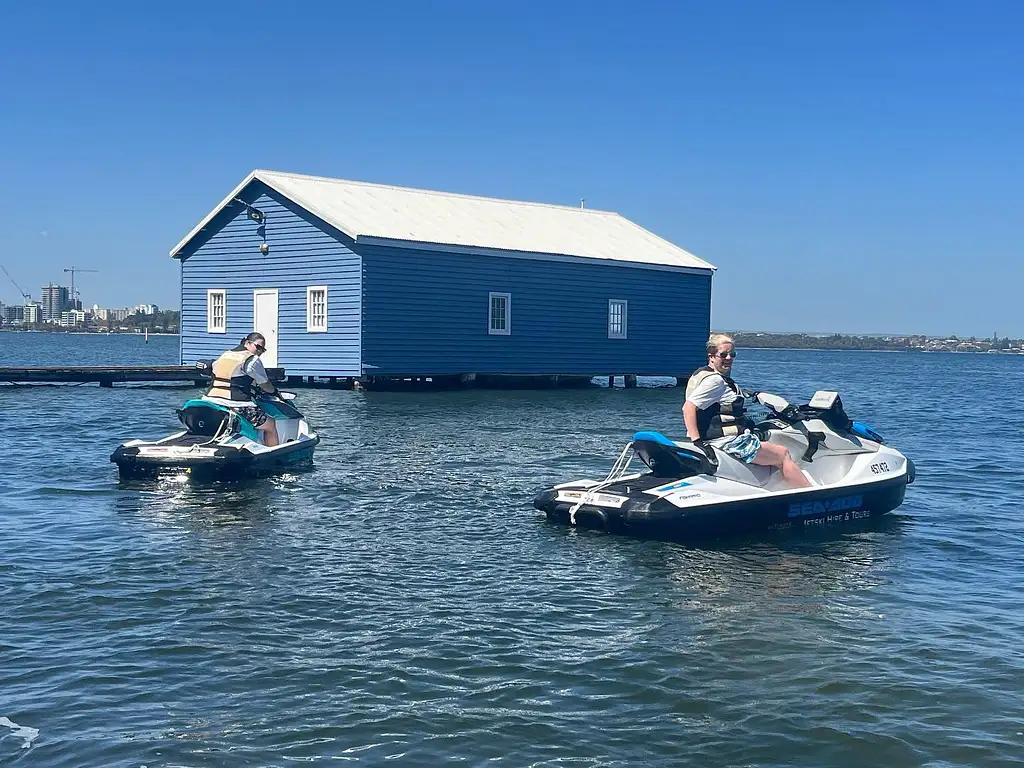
535,466,912,541
111,435,319,481
111,389,319,482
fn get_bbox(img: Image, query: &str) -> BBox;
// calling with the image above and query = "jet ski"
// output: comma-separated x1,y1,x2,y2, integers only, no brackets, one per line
534,390,915,541
111,385,319,481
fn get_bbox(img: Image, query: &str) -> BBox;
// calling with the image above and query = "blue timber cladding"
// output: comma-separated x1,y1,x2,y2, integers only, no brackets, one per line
360,244,711,376
178,185,361,376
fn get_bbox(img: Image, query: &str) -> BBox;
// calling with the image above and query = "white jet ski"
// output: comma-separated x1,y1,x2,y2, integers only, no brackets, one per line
534,391,915,540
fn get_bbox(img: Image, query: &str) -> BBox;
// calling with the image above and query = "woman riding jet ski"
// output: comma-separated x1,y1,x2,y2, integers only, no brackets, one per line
111,334,319,480
534,335,914,540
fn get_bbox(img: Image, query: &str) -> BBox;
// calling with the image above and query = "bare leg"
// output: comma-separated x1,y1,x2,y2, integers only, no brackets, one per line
257,420,279,447
752,441,811,488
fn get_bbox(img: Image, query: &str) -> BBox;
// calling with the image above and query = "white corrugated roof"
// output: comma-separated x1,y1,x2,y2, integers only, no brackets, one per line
171,170,715,271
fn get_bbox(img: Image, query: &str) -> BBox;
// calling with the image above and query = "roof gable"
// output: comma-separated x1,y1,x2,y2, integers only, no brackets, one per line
171,170,715,272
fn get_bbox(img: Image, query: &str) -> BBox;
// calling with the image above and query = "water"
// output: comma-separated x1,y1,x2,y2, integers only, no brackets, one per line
2,333,1023,766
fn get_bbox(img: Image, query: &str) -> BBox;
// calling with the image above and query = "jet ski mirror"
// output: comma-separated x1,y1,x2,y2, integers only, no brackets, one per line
755,392,790,413
193,359,215,379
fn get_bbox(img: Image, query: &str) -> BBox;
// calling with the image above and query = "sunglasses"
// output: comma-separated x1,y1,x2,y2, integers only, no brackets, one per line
715,350,737,359
250,342,266,353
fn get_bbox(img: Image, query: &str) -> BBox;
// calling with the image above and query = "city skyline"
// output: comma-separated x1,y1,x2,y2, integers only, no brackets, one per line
0,272,163,328
0,272,164,313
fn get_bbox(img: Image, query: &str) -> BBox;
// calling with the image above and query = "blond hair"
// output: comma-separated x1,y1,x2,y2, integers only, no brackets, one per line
706,333,735,358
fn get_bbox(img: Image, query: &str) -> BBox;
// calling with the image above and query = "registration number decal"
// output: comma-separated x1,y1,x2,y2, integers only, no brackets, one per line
557,491,627,508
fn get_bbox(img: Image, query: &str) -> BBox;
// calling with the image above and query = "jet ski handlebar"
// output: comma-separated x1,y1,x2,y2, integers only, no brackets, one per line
259,390,296,402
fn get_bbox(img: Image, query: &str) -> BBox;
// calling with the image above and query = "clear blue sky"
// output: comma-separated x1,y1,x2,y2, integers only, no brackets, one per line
1,0,1021,336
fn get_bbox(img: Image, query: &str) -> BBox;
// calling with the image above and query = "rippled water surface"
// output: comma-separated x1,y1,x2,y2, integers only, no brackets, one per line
2,333,1023,766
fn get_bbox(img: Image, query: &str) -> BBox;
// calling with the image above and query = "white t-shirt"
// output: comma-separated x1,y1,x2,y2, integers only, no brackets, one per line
686,372,740,411
243,355,270,386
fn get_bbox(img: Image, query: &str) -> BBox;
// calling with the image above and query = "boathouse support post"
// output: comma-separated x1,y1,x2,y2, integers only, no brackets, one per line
624,374,638,388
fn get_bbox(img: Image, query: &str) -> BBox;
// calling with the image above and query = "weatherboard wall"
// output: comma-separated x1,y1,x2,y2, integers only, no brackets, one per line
178,187,361,376
359,243,711,376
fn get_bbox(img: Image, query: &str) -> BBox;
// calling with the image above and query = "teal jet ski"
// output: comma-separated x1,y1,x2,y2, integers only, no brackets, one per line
111,391,319,480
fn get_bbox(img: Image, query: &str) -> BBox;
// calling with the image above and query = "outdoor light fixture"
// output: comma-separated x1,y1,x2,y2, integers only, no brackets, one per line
233,197,270,254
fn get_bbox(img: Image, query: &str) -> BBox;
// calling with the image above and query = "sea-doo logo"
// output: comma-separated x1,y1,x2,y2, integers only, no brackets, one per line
788,494,863,518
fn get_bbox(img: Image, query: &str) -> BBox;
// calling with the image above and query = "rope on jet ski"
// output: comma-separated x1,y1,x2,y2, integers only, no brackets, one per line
192,410,234,448
568,441,635,525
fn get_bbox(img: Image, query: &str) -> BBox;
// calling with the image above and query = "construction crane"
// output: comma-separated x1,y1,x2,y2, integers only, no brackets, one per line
63,266,99,307
1,264,32,302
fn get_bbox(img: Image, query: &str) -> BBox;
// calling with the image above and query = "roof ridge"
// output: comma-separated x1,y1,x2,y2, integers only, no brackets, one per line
254,169,620,216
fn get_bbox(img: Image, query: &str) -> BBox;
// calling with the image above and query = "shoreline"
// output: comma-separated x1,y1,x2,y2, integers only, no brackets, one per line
0,329,178,336
2,330,1020,353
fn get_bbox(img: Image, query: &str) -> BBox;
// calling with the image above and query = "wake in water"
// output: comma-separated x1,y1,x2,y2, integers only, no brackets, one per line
0,716,39,749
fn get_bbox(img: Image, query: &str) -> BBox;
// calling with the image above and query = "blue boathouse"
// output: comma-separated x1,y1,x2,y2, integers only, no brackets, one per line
171,170,716,384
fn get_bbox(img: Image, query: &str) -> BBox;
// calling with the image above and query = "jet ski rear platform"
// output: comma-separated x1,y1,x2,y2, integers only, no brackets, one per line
534,391,915,542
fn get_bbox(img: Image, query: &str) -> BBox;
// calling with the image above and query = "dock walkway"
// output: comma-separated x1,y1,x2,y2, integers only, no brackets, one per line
0,365,285,387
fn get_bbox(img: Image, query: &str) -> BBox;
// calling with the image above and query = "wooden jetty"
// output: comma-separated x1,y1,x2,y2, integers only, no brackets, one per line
0,365,285,387
0,366,670,390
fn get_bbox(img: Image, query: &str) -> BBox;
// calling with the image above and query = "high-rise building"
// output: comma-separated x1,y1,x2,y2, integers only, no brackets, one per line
40,284,70,322
59,309,86,327
1,302,40,324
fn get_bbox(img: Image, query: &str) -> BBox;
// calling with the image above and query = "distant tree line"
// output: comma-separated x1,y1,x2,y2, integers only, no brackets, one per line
728,332,912,351
107,310,180,333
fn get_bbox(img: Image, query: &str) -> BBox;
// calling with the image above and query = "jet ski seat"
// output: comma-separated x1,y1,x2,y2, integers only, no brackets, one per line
633,431,718,478
177,403,231,436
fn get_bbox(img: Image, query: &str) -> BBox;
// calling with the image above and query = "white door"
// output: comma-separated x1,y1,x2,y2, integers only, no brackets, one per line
252,289,279,368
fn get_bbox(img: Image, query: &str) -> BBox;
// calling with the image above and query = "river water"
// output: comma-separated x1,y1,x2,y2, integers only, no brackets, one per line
2,333,1023,766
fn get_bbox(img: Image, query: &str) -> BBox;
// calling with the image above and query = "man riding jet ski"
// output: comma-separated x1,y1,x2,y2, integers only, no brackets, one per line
110,333,319,480
534,335,914,541
683,333,810,488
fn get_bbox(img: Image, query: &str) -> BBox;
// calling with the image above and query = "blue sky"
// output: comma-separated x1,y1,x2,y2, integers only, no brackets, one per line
1,0,1021,336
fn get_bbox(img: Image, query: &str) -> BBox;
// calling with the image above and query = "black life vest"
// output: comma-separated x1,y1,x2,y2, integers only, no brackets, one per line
206,349,257,401
684,366,751,439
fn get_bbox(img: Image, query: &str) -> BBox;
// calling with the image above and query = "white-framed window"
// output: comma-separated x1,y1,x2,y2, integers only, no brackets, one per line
608,299,628,339
306,286,328,332
207,289,226,333
488,292,511,335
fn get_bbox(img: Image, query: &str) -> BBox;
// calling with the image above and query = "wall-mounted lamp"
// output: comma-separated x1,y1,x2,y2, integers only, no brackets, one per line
234,197,270,254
